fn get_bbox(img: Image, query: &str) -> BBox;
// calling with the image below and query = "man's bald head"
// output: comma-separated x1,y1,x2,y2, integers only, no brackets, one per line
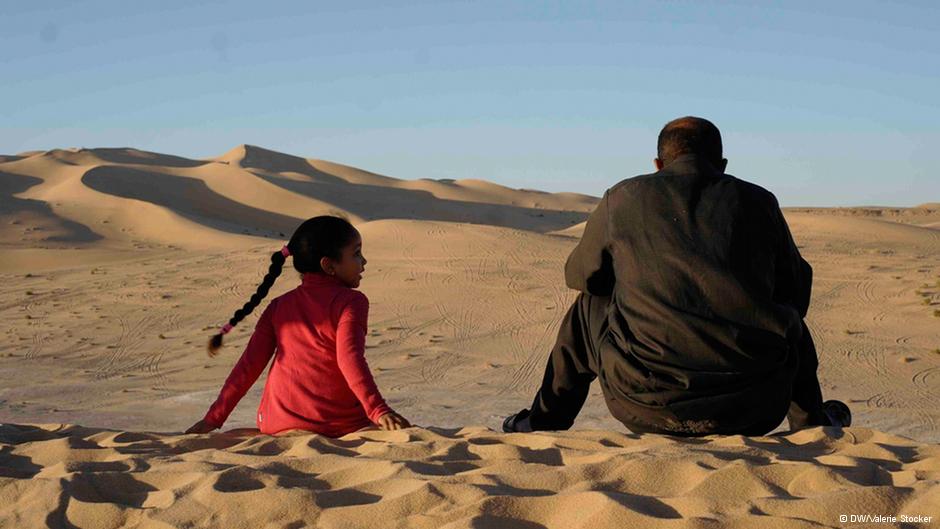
656,116,724,169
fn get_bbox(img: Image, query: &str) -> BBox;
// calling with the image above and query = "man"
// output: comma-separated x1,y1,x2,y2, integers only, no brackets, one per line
503,117,849,436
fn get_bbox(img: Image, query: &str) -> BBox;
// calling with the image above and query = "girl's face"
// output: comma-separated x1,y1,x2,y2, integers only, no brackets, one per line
323,233,367,288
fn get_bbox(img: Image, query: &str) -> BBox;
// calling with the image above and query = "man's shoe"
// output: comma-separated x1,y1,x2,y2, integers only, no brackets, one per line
502,409,533,433
822,400,852,427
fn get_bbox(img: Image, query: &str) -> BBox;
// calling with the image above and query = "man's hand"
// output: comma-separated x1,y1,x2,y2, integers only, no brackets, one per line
185,419,219,434
376,411,411,431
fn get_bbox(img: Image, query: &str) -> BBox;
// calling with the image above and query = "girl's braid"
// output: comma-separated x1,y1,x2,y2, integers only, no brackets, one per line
207,250,286,356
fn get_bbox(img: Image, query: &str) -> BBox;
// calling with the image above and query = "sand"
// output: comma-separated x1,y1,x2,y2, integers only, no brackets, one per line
3,424,939,529
1,146,938,528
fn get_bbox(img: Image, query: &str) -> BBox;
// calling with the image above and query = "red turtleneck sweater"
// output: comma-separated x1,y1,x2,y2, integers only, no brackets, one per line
202,273,392,437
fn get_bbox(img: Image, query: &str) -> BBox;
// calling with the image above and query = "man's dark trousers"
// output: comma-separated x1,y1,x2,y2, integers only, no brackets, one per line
527,293,829,436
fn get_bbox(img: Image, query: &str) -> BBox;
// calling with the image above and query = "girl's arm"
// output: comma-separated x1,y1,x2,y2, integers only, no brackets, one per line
199,300,279,429
335,292,394,423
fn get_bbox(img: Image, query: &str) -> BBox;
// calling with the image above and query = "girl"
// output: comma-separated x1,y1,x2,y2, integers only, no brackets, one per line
186,216,410,436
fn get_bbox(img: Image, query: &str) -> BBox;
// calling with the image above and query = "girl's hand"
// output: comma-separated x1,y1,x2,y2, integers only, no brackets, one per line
185,419,219,434
376,411,411,430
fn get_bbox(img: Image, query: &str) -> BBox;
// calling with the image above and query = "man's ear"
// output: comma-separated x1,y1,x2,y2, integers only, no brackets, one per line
319,256,334,275
654,158,664,171
717,158,728,173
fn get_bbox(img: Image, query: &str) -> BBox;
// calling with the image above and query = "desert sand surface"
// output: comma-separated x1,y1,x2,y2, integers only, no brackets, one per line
1,147,938,528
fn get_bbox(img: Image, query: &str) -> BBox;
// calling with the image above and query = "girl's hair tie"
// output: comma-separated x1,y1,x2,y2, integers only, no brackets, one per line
280,245,291,257
219,323,234,335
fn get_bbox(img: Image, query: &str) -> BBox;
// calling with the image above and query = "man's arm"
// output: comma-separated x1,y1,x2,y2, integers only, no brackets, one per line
772,205,812,317
565,191,614,296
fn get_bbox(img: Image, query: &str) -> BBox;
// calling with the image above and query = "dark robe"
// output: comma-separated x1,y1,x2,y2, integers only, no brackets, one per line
538,153,822,435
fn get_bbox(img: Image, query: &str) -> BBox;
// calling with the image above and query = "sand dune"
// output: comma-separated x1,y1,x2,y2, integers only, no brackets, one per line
46,147,210,169
0,171,103,245
218,145,597,212
224,145,592,232
2,424,938,529
0,146,594,256
81,166,303,239
1,146,938,528
788,205,940,229
784,211,940,249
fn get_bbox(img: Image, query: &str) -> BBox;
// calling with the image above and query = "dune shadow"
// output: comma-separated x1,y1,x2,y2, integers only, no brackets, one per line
403,460,479,475
255,173,588,233
702,448,773,466
515,446,564,466
427,443,482,462
741,432,850,463
66,460,135,473
85,148,210,168
870,442,920,464
599,491,683,519
82,166,302,238
257,462,330,490
44,470,163,529
0,449,43,478
232,148,347,185
110,430,262,457
0,171,103,243
1,423,64,444
66,472,159,505
303,436,362,457
230,438,289,457
315,488,383,508
467,437,503,446
424,426,468,438
474,482,554,497
0,424,104,446
213,467,266,493
825,458,900,486
111,431,160,443
471,516,548,529
596,434,644,447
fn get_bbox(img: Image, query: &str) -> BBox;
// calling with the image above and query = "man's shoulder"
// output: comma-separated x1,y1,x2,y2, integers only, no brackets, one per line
606,171,660,195
724,174,780,208
605,171,780,208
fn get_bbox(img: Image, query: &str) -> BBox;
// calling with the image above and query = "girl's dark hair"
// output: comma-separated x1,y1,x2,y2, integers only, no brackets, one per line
207,215,359,356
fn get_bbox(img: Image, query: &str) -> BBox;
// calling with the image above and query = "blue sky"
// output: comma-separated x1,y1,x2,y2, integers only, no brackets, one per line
2,1,938,205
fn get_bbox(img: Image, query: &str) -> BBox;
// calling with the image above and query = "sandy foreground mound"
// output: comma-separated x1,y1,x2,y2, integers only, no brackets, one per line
2,146,940,528
2,423,939,529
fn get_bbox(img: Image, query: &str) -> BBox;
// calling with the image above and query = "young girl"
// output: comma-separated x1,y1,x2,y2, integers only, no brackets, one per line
186,216,410,436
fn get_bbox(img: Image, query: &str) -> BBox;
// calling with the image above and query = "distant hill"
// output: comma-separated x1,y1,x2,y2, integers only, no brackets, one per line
0,146,598,249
